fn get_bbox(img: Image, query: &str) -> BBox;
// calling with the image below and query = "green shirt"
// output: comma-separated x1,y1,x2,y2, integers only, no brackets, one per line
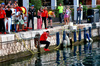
58,6,63,13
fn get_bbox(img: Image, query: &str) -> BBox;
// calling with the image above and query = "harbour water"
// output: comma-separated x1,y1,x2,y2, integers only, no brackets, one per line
0,41,100,66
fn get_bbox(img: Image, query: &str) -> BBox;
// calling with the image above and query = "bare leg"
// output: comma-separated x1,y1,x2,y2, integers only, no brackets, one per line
16,24,19,31
46,19,48,27
64,18,66,25
22,24,24,30
50,20,52,26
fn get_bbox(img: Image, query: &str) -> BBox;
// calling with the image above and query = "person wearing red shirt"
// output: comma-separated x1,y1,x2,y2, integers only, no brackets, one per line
0,6,6,34
40,31,51,51
42,7,48,29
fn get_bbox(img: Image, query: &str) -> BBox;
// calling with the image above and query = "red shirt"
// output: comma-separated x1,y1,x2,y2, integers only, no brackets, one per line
42,9,48,18
0,10,6,19
40,32,48,41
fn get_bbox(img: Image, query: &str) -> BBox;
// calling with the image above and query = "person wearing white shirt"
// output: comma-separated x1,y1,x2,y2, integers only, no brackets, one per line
15,10,24,31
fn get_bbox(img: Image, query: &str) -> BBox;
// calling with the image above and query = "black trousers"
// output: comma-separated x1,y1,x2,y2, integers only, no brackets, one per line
28,17,34,30
40,41,50,49
59,13,63,23
0,18,5,32
42,17,47,28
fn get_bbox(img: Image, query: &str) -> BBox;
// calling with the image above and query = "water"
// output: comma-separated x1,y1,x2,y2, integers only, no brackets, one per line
0,41,100,66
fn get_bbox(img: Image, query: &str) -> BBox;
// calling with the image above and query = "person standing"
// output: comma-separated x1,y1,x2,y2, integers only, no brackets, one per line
5,6,12,33
40,31,51,51
0,6,6,34
47,11,55,28
58,3,63,23
28,5,36,30
11,5,16,32
37,8,43,29
64,6,71,25
42,7,48,29
15,10,24,32
76,4,82,24
7,0,12,6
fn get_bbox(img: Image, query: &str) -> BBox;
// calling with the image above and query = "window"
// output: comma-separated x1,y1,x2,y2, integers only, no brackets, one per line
42,0,51,6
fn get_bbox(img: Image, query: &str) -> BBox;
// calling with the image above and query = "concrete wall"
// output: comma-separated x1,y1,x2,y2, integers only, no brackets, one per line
0,23,100,57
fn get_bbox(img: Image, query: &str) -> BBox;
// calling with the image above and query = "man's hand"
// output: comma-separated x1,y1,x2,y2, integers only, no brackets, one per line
28,12,31,14
6,17,8,20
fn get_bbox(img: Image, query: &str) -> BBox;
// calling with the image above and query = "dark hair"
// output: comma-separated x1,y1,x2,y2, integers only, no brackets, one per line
7,6,10,8
46,31,49,33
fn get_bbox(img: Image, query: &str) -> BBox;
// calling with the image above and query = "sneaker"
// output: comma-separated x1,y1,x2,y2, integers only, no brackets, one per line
47,26,49,28
44,48,50,51
4,32,6,34
0,32,2,34
46,49,50,51
51,26,53,28
45,28,47,29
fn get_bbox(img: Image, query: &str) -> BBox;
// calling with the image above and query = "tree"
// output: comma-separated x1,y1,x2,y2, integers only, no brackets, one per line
57,0,64,6
30,0,42,13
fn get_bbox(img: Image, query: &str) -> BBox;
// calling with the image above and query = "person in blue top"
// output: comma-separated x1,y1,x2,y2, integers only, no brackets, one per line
76,4,82,24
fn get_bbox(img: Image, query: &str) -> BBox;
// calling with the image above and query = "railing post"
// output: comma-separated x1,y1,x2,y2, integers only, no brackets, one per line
63,31,66,40
74,30,77,42
79,29,81,41
56,32,59,46
89,27,92,38
84,28,86,41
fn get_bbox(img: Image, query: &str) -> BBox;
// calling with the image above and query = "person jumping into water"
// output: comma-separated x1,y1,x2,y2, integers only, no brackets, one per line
40,31,51,51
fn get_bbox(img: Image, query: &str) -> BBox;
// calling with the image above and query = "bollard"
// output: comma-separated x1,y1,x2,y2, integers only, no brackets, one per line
98,27,100,36
89,27,92,38
79,29,81,41
70,37,72,47
67,33,69,37
63,31,66,40
84,28,86,41
74,46,77,56
15,24,17,32
56,32,59,46
74,30,77,42
79,45,81,56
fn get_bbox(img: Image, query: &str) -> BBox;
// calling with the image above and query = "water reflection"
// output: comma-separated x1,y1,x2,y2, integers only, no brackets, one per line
0,41,100,66
35,53,42,66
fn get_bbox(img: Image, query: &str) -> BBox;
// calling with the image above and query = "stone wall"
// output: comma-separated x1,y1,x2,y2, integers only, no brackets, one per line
0,23,99,57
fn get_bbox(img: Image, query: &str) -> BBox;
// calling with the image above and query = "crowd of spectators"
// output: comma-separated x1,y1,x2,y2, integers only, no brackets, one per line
0,0,82,34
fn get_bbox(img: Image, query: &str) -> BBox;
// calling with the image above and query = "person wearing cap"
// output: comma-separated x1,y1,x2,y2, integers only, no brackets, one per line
5,6,12,33
0,6,6,34
28,5,36,30
1,2,5,9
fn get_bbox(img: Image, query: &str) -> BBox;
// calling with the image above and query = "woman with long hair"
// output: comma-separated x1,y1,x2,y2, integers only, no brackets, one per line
64,6,71,25
37,7,43,29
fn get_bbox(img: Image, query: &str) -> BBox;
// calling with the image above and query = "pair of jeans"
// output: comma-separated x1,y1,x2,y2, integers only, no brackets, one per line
0,18,5,32
40,41,50,49
76,13,81,24
42,17,47,29
28,17,34,30
59,13,63,23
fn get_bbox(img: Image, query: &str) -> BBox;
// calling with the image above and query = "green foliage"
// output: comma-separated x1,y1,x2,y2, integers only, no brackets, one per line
80,2,82,5
30,0,42,13
57,0,64,6
83,5,88,12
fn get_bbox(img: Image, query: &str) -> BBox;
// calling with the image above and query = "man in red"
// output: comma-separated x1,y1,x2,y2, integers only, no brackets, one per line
40,31,51,51
42,7,48,29
0,6,6,34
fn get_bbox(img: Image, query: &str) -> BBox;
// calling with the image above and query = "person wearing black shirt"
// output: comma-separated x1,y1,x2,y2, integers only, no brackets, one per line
28,5,36,30
76,4,82,24
5,6,12,33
